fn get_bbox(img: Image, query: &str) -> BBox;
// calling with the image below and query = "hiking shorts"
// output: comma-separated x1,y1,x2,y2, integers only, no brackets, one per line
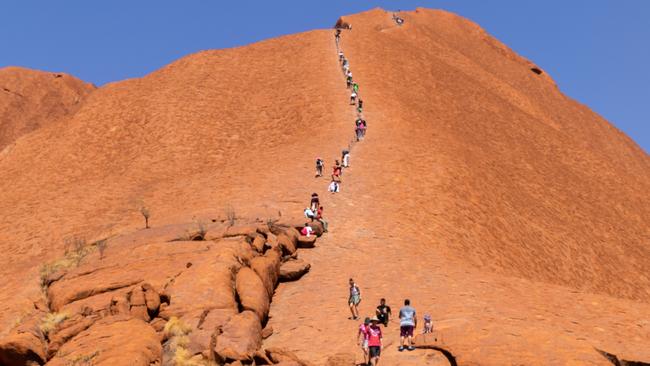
349,294,361,306
362,339,368,350
369,346,381,358
400,325,414,337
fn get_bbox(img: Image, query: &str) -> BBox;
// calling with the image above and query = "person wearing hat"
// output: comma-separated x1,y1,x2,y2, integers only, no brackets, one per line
357,317,371,365
367,316,383,365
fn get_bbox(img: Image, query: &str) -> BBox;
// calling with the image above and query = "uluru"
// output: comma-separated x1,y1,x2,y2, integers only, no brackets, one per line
0,6,648,366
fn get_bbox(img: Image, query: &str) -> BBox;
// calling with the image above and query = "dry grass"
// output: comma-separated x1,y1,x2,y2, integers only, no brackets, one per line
67,351,99,365
164,317,216,366
40,237,95,291
40,312,69,336
225,205,236,227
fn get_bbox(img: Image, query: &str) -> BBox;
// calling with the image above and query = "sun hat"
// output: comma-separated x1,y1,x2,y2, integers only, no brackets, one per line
370,316,380,322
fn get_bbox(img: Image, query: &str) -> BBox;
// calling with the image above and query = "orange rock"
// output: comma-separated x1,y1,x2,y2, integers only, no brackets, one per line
0,312,47,366
215,311,262,361
250,248,281,298
296,235,316,248
279,259,311,282
251,234,266,253
142,283,161,313
277,233,297,256
266,347,308,365
47,314,98,358
236,267,270,321
46,316,161,366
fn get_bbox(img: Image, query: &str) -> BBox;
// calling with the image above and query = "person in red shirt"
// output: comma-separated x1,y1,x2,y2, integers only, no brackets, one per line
367,317,383,365
315,206,328,232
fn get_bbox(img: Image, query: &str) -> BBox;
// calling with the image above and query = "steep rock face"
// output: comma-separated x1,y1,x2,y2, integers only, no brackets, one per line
0,66,94,150
339,7,650,300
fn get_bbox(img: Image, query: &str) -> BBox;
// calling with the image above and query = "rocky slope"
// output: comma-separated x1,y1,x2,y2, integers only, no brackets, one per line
0,67,95,150
0,7,648,366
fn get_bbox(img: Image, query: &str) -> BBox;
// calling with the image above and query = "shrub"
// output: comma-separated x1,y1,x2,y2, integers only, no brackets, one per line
225,205,236,227
40,312,69,336
140,206,151,229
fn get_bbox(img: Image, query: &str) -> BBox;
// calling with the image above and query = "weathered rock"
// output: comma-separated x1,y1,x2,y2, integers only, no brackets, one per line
109,294,130,316
261,325,273,339
215,311,262,362
47,314,98,358
414,332,439,346
279,259,311,282
296,235,316,248
251,234,266,253
236,267,270,321
150,317,167,333
46,316,161,366
142,283,161,314
0,315,47,366
129,286,150,321
309,221,324,236
224,225,258,238
277,233,297,256
266,347,307,365
250,248,282,298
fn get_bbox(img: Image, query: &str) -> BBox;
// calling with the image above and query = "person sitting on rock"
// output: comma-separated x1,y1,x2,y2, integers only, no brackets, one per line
300,223,314,237
348,278,361,320
304,207,315,221
310,193,320,211
423,314,433,334
315,157,324,177
376,298,392,327
316,205,328,232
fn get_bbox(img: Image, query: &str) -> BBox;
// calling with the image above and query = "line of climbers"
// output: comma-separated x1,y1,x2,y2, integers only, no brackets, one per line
301,24,425,366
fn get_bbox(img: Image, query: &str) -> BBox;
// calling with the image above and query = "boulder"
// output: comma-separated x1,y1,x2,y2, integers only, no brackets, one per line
261,325,273,339
129,286,150,321
47,314,98,358
296,235,316,248
236,267,270,321
0,323,47,366
224,225,258,238
215,311,262,362
142,283,161,314
250,248,282,298
46,316,161,366
309,221,324,236
251,234,266,253
277,233,297,256
279,259,311,282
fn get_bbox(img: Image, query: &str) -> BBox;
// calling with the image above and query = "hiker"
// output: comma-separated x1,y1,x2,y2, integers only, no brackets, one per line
357,317,370,365
423,314,433,334
367,317,383,366
339,51,344,62
376,298,392,327
358,121,367,141
350,91,358,105
393,13,404,25
342,149,350,168
333,160,342,177
353,83,359,93
357,98,363,113
346,75,353,88
328,179,340,193
398,299,417,351
355,117,363,141
315,206,328,232
335,29,341,43
315,157,324,177
304,207,315,221
310,193,320,211
300,223,314,237
348,278,361,320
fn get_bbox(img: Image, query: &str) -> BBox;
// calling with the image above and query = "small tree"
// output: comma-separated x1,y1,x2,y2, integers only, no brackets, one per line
140,206,150,229
225,205,236,227
96,239,108,260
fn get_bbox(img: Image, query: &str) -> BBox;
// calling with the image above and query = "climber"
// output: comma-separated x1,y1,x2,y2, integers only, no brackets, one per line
300,223,314,237
357,317,371,366
423,314,433,334
315,205,328,232
335,29,341,43
367,317,383,366
393,13,404,25
328,179,340,193
348,278,361,320
333,160,342,177
353,82,359,93
304,207,315,221
398,299,417,352
339,51,344,62
346,75,353,88
357,98,363,113
342,149,350,168
310,193,320,211
376,298,392,327
315,157,324,177
350,91,358,105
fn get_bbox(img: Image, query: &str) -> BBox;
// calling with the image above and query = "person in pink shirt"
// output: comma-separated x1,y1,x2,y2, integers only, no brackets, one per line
367,317,383,365
356,317,371,365
300,223,313,237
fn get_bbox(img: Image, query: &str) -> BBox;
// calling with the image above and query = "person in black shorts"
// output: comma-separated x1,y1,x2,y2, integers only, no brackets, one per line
375,298,392,327
367,317,383,365
310,193,320,212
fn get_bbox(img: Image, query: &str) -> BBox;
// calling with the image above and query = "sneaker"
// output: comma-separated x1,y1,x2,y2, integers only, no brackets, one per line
407,346,415,351
398,346,405,352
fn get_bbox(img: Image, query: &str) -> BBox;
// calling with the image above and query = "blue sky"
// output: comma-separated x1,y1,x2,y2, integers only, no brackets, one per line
1,1,648,152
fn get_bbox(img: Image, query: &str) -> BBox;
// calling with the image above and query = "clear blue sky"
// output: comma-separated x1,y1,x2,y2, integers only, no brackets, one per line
1,1,648,152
